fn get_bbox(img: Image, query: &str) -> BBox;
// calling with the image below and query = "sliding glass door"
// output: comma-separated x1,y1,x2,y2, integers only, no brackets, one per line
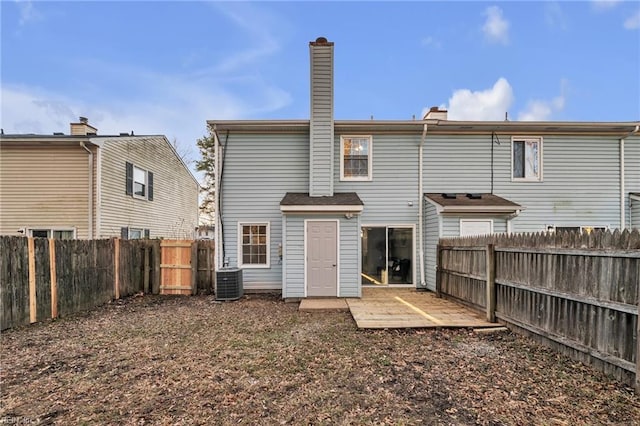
361,226,413,285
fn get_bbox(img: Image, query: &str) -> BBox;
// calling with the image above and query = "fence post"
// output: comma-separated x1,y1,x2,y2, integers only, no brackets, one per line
49,238,58,319
191,241,198,295
435,244,442,297
485,244,496,323
114,238,120,299
152,241,161,294
143,246,150,294
636,298,640,394
27,237,37,324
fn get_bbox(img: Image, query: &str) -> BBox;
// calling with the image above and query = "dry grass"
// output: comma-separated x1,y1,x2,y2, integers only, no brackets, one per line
1,293,638,425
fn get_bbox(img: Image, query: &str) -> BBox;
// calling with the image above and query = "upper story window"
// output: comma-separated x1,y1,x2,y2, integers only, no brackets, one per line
238,222,270,268
340,136,372,181
126,162,154,200
512,137,542,182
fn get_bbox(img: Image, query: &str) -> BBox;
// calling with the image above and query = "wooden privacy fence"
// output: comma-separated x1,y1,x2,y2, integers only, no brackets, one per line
0,237,216,330
436,229,640,391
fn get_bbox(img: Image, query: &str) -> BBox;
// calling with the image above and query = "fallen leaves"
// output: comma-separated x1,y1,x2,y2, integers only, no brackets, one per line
0,293,638,425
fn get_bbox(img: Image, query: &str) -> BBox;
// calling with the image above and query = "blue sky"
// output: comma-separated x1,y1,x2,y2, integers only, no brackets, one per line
2,1,639,162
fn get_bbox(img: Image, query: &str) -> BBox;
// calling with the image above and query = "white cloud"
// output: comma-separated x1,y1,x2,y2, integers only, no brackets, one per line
591,0,622,11
482,6,509,45
421,36,442,49
1,2,292,167
1,69,291,165
15,0,42,26
545,2,568,31
517,80,568,121
199,2,285,75
624,10,640,30
432,77,514,121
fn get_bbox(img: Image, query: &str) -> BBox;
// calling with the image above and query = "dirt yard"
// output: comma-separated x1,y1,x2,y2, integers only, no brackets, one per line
1,294,638,425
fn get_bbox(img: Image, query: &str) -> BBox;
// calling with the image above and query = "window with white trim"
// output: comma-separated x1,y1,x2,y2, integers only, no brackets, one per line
28,228,75,239
125,162,154,200
340,136,372,181
512,137,542,181
120,227,150,239
546,225,608,235
238,222,270,268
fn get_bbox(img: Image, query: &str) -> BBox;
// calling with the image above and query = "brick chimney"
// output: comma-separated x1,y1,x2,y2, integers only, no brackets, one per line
423,106,448,121
70,116,98,135
309,37,334,197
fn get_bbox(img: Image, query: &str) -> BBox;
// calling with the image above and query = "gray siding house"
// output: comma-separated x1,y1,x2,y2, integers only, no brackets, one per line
209,37,640,297
0,118,199,240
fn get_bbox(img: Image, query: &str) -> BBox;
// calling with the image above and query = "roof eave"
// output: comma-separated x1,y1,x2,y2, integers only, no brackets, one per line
280,205,364,213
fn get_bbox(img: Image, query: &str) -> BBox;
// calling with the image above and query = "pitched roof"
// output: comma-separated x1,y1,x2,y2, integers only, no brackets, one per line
280,192,364,213
280,192,363,206
424,193,521,214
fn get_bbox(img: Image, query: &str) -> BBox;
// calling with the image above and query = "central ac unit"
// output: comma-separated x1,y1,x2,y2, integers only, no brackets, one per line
215,268,243,301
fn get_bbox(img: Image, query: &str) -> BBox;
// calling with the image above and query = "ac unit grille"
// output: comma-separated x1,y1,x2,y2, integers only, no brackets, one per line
215,268,243,301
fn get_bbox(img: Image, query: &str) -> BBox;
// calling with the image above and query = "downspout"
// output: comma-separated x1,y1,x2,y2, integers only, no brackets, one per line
418,123,428,288
620,125,640,230
212,126,221,270
80,142,93,239
506,209,522,235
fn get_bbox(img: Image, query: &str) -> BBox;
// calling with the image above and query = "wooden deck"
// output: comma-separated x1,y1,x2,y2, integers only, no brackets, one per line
347,287,499,329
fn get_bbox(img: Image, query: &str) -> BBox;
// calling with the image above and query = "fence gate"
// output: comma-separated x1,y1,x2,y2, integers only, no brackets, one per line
160,240,196,295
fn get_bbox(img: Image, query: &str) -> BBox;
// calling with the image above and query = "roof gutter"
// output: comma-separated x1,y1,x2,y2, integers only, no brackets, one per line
620,125,640,229
80,142,94,239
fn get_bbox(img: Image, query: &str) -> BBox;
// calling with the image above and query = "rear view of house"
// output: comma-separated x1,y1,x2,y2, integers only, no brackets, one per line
0,118,199,239
208,37,640,298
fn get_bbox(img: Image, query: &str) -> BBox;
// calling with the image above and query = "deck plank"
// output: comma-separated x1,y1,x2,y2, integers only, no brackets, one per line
347,287,497,329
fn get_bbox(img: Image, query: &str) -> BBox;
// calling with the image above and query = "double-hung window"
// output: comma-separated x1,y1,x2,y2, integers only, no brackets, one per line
125,162,154,200
340,136,372,181
512,137,542,181
238,222,270,268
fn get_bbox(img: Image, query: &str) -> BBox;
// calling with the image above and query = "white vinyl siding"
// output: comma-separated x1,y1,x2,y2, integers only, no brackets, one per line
220,133,309,291
309,42,334,197
625,137,640,229
98,136,198,239
425,135,623,232
335,133,422,286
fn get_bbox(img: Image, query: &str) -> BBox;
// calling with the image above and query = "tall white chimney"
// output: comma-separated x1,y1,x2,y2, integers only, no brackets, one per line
309,37,334,197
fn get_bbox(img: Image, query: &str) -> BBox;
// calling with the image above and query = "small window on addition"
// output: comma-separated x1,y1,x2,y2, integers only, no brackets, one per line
512,137,542,181
238,222,270,268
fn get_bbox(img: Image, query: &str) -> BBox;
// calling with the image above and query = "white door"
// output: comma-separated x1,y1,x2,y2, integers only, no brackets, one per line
460,219,493,236
306,221,338,297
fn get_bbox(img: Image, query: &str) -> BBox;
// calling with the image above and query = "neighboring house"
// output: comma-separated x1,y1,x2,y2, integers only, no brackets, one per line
208,37,640,298
0,117,199,240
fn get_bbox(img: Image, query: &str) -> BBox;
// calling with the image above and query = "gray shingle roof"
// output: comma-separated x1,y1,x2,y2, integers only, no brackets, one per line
280,192,363,206
424,193,521,209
